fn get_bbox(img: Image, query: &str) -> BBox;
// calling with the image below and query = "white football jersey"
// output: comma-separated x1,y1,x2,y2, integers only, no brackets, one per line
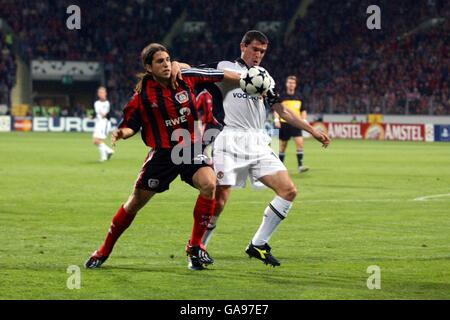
94,100,110,120
215,60,267,130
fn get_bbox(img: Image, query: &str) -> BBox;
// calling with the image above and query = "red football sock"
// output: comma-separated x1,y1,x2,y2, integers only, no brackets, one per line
98,205,135,257
190,195,216,247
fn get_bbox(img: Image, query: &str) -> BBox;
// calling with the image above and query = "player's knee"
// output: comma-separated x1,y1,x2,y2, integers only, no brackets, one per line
281,185,297,201
206,180,217,195
199,179,216,198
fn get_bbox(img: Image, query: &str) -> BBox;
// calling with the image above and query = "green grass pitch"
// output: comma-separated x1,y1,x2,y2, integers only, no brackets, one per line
0,132,449,299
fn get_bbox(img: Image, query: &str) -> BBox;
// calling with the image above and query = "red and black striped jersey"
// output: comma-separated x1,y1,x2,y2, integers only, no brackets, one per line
195,89,214,125
119,68,224,149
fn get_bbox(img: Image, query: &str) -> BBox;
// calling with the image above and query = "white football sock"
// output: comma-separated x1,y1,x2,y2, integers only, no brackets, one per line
202,215,220,247
251,196,293,246
97,143,107,161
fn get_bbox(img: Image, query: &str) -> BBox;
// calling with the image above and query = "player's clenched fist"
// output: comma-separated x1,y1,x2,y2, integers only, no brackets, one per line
111,128,134,147
111,129,122,147
311,130,331,148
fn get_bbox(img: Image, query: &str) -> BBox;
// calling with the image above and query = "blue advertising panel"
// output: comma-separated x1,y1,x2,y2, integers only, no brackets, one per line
434,125,450,142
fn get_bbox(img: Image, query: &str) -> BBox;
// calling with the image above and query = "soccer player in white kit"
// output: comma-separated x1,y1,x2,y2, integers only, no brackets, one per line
92,86,114,162
202,31,330,266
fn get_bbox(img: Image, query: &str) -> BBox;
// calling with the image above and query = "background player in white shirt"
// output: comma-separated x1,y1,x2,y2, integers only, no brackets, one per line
92,86,114,162
201,31,330,266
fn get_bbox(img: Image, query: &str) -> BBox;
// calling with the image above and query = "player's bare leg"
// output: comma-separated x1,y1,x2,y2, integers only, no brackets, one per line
245,170,297,267
259,170,297,201
294,136,308,173
85,188,155,268
186,167,217,270
192,166,216,200
201,185,232,247
123,188,156,215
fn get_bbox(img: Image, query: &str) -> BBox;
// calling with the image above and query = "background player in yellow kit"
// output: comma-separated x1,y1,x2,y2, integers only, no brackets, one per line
274,75,309,173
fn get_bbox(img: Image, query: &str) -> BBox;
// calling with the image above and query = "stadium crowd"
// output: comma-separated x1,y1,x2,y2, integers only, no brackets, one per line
171,0,298,66
284,0,449,115
0,30,16,112
0,0,448,115
0,0,184,115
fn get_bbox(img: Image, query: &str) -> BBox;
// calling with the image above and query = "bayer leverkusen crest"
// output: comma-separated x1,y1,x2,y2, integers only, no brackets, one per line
175,91,189,104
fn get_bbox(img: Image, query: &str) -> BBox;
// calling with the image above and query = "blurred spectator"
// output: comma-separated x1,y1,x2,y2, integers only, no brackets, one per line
0,30,16,110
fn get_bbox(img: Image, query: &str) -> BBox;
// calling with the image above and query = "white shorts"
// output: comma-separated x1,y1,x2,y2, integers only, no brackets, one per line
93,119,111,140
212,128,286,188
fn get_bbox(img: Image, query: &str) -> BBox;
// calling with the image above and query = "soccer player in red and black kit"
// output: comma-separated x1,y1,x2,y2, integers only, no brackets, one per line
195,89,222,136
84,43,240,270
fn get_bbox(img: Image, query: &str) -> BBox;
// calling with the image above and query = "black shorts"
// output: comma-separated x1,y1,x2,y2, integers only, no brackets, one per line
279,122,302,141
135,145,211,193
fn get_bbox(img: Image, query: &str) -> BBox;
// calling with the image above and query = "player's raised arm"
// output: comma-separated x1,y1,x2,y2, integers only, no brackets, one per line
170,61,191,89
222,70,241,87
267,89,330,148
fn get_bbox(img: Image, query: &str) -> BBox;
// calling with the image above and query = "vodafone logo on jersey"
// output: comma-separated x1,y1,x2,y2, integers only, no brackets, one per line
232,92,260,101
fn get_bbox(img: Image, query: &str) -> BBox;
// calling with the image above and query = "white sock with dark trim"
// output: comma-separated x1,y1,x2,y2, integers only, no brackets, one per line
251,196,293,246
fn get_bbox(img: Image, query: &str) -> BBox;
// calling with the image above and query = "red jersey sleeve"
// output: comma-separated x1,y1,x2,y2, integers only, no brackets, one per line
181,68,224,88
119,93,142,132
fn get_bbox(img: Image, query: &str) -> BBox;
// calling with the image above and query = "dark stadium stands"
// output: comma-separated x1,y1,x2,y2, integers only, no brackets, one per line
0,0,184,114
0,30,16,110
285,0,450,115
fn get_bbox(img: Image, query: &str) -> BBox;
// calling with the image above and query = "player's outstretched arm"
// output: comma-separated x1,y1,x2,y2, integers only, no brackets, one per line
273,104,330,147
111,128,135,147
267,87,330,147
223,70,241,87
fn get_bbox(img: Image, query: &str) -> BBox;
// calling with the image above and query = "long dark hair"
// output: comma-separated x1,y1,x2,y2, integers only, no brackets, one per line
135,43,169,93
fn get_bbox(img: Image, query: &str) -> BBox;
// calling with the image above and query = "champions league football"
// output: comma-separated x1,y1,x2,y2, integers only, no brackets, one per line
239,66,273,96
